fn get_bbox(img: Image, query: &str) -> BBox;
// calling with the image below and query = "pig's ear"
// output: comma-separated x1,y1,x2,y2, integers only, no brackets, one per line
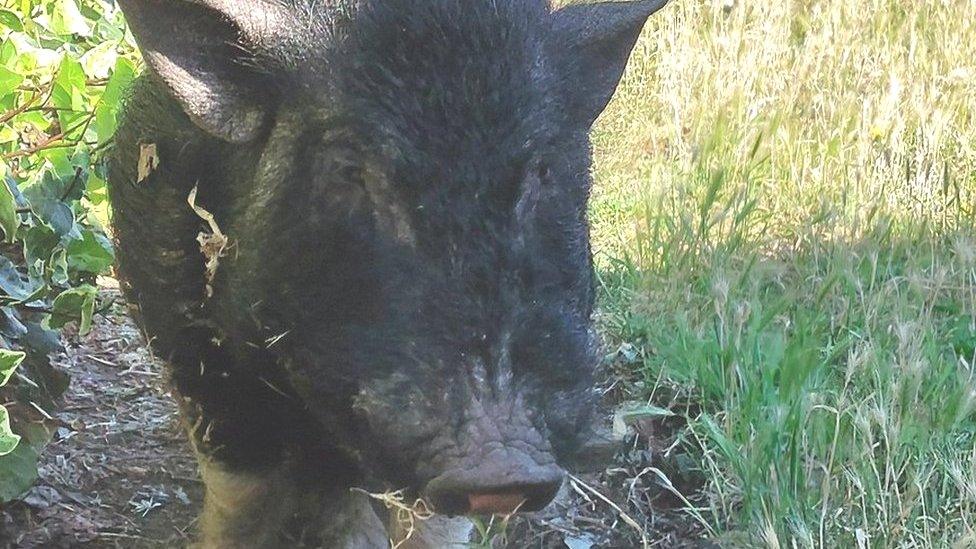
118,0,295,142
548,0,669,127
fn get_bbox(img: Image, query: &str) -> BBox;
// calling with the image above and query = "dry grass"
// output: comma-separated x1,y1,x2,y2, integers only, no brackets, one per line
590,0,976,546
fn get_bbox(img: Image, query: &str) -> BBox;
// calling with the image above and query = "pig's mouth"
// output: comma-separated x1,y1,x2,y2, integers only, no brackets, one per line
422,450,565,516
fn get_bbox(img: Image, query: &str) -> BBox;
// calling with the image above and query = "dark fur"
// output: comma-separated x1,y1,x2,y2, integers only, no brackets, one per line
109,0,664,543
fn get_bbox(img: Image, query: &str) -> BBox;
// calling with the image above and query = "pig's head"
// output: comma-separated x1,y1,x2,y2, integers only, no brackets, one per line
119,0,669,515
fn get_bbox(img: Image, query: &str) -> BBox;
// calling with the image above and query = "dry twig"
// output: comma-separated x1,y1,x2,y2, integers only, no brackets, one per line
568,473,649,548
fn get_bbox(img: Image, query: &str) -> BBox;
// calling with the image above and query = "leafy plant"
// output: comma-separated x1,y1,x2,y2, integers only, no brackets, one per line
0,0,138,501
468,514,513,548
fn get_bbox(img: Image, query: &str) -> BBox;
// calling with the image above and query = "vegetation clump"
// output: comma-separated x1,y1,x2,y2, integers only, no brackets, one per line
0,0,132,499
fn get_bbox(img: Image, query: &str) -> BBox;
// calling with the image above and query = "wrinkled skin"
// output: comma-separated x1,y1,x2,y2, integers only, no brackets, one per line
108,0,669,546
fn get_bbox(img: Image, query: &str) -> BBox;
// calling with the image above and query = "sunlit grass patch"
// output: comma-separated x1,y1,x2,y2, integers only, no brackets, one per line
589,0,976,545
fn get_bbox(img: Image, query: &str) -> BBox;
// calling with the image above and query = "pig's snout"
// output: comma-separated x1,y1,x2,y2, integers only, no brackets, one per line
425,451,564,515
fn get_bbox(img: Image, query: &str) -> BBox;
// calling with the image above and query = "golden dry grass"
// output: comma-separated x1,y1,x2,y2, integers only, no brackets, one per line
590,1,976,546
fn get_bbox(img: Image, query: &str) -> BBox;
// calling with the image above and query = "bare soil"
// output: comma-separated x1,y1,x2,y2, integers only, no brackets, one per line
0,287,707,548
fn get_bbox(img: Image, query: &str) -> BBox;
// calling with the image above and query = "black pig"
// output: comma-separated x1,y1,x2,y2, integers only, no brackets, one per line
108,0,669,546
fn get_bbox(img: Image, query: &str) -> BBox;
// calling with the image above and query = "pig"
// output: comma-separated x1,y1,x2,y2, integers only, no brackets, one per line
107,0,669,546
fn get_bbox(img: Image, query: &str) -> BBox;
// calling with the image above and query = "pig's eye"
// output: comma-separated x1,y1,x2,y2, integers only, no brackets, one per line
524,157,545,182
335,163,365,185
537,163,551,185
515,159,548,221
316,146,366,186
519,158,547,192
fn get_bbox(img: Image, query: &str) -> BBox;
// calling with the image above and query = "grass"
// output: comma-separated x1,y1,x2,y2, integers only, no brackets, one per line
588,0,976,546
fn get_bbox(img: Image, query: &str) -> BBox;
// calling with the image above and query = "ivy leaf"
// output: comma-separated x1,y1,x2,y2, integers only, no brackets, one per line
51,56,86,113
0,65,23,99
0,307,27,340
0,442,39,501
22,171,80,239
80,40,116,80
49,248,69,286
0,174,18,243
23,322,61,357
0,39,15,67
0,257,32,302
64,150,90,201
66,229,114,275
0,349,24,387
49,0,91,37
0,10,22,33
23,224,59,274
86,172,108,206
0,406,20,457
95,11,127,43
3,173,27,209
95,57,135,145
0,0,134,504
47,285,96,335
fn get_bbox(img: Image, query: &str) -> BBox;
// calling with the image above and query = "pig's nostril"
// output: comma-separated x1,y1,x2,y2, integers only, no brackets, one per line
467,492,528,515
427,474,563,516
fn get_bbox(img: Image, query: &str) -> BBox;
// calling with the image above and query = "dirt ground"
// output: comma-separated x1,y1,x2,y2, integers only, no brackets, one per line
0,287,707,548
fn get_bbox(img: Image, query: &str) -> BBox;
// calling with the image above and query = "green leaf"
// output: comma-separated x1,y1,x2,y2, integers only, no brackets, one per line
0,10,23,32
23,224,59,270
0,174,17,243
22,171,80,238
0,65,23,99
0,307,27,340
38,148,73,180
95,57,134,145
612,401,676,438
0,257,32,302
49,248,68,286
18,48,61,76
66,229,114,274
80,40,116,80
36,148,90,202
0,40,16,66
86,172,107,205
3,172,26,210
48,284,96,334
23,322,61,357
49,0,91,37
0,406,20,457
51,56,86,112
1,286,47,308
0,441,39,501
0,349,25,387
94,12,126,42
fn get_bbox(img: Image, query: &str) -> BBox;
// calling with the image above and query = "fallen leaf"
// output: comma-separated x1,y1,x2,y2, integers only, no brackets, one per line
564,532,596,549
187,185,231,299
136,143,158,183
612,401,675,439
